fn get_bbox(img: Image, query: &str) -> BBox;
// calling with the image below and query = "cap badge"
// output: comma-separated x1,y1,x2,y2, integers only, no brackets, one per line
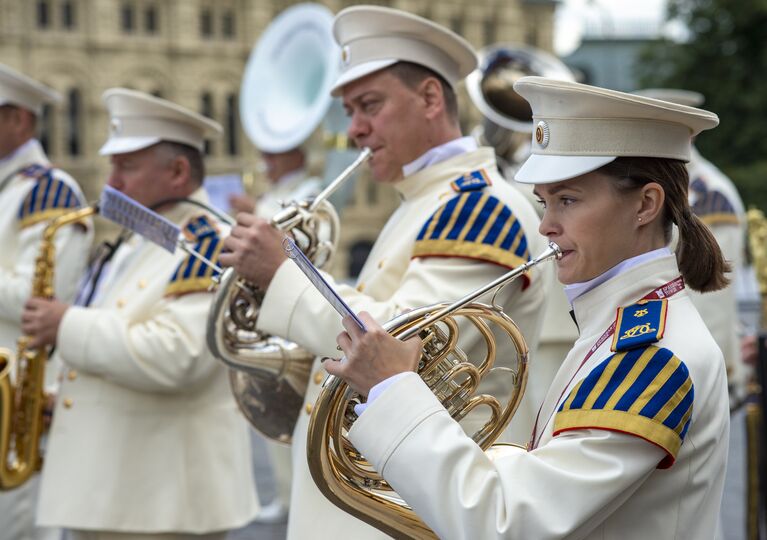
110,118,122,135
535,121,549,149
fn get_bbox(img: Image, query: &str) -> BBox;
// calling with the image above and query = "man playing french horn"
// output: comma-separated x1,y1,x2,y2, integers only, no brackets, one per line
220,6,549,539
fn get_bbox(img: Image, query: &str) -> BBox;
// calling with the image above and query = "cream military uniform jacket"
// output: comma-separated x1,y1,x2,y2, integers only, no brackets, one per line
36,189,258,533
350,253,729,539
258,147,548,539
0,139,91,363
255,168,322,219
686,146,747,403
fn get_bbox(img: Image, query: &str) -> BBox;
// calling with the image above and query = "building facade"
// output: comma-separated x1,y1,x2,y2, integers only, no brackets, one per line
0,0,555,278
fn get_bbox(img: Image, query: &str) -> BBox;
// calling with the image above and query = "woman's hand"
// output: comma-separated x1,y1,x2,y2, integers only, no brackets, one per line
325,311,423,397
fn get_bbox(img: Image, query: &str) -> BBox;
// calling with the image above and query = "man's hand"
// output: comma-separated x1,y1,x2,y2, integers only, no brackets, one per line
219,213,288,289
21,298,69,348
228,193,256,214
325,312,423,397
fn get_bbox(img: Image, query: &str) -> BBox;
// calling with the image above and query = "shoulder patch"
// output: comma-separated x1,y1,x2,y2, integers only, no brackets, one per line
412,191,531,273
554,345,693,468
450,169,492,192
611,299,667,352
165,215,223,296
690,177,739,226
17,169,84,228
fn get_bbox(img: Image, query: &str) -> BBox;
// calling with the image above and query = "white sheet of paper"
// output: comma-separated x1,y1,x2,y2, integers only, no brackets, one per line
203,174,244,215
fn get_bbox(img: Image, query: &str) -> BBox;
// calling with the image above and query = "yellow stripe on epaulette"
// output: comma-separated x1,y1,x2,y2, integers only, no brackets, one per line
413,191,532,273
17,172,83,229
699,213,740,227
165,225,223,297
554,345,693,468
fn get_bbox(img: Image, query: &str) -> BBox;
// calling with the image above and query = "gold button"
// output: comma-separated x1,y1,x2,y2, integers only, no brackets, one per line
356,282,365,292
63,398,73,409
67,370,77,381
377,259,385,269
314,371,324,385
138,279,147,289
116,299,126,308
305,403,313,415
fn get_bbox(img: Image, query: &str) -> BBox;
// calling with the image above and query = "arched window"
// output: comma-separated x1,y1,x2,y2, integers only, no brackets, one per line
121,2,135,32
145,5,157,34
67,88,81,157
62,0,76,29
39,103,54,156
200,9,213,38
225,93,238,156
37,0,50,28
200,92,214,155
222,10,235,38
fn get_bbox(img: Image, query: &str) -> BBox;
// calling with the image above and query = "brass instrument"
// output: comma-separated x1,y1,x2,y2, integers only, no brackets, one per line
307,242,561,539
746,207,767,539
207,148,371,443
0,205,96,490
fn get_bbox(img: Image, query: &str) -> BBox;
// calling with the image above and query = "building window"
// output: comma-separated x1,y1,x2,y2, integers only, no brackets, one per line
450,15,464,36
483,18,497,45
121,3,135,32
222,10,235,38
67,89,81,157
200,92,214,154
37,0,50,28
200,9,213,38
39,103,53,156
145,5,157,34
225,93,238,155
61,0,76,29
151,89,163,98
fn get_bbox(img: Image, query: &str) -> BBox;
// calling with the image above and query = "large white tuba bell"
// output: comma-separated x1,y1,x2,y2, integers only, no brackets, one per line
207,3,363,444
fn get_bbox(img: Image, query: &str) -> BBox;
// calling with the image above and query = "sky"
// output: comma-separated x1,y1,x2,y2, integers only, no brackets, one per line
554,0,676,56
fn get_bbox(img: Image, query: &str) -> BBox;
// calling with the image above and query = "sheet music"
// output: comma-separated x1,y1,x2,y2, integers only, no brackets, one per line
283,238,366,331
99,185,180,253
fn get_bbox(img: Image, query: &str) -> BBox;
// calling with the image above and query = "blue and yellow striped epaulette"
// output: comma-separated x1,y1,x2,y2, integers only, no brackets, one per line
690,177,739,226
412,190,531,275
450,169,492,192
553,345,693,468
17,168,84,228
165,215,223,296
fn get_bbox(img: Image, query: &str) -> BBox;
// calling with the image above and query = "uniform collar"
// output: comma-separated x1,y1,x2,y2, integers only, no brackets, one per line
0,138,49,184
394,146,497,201
158,187,212,226
401,136,478,178
571,253,682,339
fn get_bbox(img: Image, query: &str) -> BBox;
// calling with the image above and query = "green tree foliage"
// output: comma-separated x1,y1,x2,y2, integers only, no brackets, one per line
636,0,767,209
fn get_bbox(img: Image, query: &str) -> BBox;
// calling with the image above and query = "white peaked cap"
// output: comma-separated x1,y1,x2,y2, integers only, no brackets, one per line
513,77,719,184
330,5,478,96
633,88,705,108
0,63,62,116
99,88,223,156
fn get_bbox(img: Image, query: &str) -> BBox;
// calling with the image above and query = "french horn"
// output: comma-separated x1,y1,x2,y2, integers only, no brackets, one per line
207,148,371,443
307,242,561,539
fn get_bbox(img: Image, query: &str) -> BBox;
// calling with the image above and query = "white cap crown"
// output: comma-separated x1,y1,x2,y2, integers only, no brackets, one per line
0,63,61,116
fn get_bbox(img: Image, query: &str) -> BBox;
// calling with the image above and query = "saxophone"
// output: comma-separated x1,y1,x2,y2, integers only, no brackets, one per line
0,206,96,490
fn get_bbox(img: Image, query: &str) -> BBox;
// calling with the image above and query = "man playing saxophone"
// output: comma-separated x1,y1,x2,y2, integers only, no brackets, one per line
220,6,549,539
20,89,258,540
0,63,92,540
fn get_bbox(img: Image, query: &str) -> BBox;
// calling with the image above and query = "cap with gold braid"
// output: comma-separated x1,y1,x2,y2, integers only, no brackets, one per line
513,76,719,185
0,63,61,116
330,5,477,96
99,88,222,156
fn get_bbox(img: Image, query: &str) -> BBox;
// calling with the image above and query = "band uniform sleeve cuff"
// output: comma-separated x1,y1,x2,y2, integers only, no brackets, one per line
353,371,412,415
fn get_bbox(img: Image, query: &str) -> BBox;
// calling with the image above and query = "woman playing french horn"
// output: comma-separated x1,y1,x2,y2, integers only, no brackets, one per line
328,77,730,540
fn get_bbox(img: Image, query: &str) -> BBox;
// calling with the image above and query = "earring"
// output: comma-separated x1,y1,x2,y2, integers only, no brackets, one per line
638,217,643,222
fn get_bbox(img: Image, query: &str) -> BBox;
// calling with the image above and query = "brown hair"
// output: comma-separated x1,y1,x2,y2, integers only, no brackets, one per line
388,61,459,123
599,156,730,292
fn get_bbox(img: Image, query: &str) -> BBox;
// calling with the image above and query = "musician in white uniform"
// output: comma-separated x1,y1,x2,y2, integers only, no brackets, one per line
330,77,730,539
0,63,92,540
21,89,258,540
220,6,549,539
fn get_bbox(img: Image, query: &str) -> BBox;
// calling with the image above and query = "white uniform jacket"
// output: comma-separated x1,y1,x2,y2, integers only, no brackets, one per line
350,254,729,540
686,146,747,401
0,139,92,355
258,147,548,539
36,190,258,533
255,168,322,219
